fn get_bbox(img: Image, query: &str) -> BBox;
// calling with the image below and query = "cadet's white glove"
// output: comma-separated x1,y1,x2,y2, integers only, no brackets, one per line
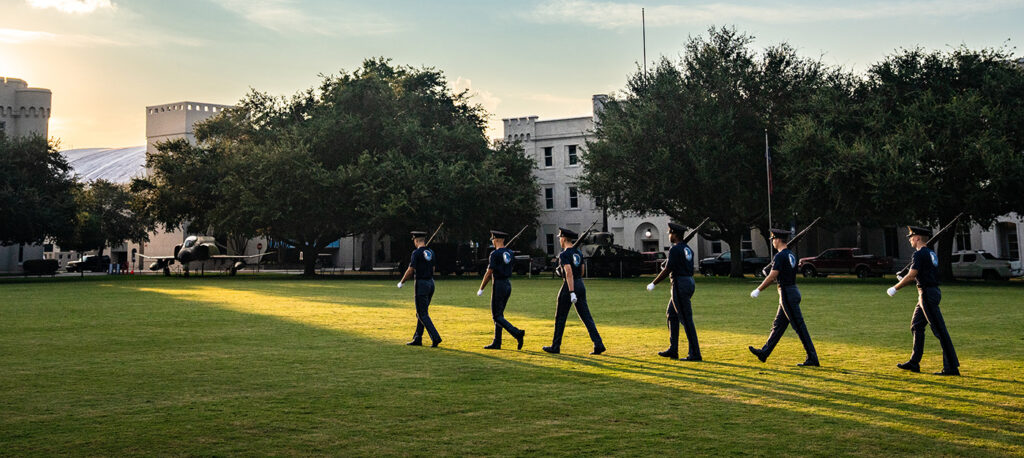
397,282,404,289
477,289,484,296
750,289,760,299
887,287,897,297
570,292,578,304
646,282,656,291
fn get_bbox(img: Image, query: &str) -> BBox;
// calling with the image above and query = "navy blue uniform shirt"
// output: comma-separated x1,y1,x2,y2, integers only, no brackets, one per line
911,247,940,288
558,247,584,281
489,247,514,279
666,243,694,278
410,246,435,280
772,248,799,287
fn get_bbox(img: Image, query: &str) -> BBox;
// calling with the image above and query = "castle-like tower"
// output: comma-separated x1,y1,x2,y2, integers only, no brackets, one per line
0,77,51,138
145,101,233,156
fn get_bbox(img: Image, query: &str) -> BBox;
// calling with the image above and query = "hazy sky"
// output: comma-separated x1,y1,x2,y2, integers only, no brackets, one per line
2,0,1022,149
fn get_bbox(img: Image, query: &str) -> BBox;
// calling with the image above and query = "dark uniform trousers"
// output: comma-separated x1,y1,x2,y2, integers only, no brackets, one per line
490,278,521,345
412,279,441,344
551,280,603,349
760,285,817,359
667,276,700,358
910,286,959,370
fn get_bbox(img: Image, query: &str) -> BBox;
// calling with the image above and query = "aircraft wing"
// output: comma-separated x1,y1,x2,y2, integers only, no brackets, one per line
138,254,175,261
209,251,276,260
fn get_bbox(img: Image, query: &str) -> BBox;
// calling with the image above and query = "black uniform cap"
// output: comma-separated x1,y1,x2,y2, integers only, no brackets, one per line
769,228,793,241
489,230,508,239
558,227,578,240
410,231,428,239
906,226,932,238
668,222,687,234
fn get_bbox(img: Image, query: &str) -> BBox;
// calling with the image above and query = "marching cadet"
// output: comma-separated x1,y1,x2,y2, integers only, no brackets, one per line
886,226,960,376
645,222,701,361
748,228,820,367
476,230,526,350
397,231,442,347
543,228,606,355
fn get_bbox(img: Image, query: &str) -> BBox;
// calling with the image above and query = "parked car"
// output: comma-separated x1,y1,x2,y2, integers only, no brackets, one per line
641,251,667,274
22,259,59,276
951,250,1023,281
698,250,770,276
66,255,111,273
798,248,893,278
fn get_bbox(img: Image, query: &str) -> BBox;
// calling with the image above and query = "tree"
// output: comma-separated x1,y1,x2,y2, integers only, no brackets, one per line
856,47,1024,280
580,27,831,276
58,180,152,257
0,134,78,247
138,58,539,276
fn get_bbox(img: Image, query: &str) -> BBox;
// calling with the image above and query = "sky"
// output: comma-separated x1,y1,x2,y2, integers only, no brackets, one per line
1,0,1022,149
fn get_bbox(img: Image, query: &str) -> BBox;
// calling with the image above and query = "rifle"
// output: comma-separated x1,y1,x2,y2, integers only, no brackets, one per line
661,217,711,270
554,220,600,277
505,225,531,248
895,213,963,280
760,217,822,277
425,222,444,246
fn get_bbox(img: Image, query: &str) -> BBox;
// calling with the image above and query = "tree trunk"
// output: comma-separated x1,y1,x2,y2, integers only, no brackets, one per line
359,233,375,271
724,231,745,278
936,222,956,283
302,245,318,276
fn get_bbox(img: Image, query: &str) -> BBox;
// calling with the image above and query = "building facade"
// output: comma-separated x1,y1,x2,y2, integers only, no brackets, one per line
0,77,51,272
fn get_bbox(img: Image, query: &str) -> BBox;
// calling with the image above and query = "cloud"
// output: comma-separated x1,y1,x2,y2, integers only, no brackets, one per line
0,27,202,48
26,0,114,14
453,77,502,114
211,0,397,36
527,0,1024,29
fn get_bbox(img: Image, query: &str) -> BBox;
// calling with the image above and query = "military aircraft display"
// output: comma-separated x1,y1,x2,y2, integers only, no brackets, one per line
139,235,274,276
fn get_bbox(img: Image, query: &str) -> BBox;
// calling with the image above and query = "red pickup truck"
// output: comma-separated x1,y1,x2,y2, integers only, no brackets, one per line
798,248,893,278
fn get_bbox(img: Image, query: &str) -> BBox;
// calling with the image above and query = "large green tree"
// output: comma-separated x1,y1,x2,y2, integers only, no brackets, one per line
138,58,539,275
0,134,78,247
581,27,832,276
57,179,152,257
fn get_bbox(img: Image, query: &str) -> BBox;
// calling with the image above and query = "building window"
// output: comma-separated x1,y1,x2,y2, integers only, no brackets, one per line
546,234,555,255
883,227,899,257
544,187,554,209
18,243,24,263
742,232,753,252
543,147,553,167
955,226,971,251
568,186,579,209
567,145,578,166
710,240,722,253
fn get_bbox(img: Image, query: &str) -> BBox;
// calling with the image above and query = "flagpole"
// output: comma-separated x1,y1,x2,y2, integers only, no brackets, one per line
765,128,773,254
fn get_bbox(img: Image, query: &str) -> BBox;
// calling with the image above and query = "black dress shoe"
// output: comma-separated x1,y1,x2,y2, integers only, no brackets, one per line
658,348,679,359
406,339,423,346
542,346,560,354
897,361,920,373
516,330,525,350
798,359,819,367
483,342,501,350
934,368,961,376
431,339,442,348
748,346,767,363
591,343,606,355
682,355,702,362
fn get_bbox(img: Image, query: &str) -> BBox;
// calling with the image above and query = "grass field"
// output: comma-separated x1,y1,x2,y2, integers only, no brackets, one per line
1,274,1022,456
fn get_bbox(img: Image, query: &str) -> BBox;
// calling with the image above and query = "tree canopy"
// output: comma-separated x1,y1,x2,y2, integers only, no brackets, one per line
0,134,77,247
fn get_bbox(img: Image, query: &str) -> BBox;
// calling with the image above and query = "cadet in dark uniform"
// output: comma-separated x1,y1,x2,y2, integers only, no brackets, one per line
645,222,701,361
476,230,526,350
748,229,820,366
398,231,442,347
886,226,960,376
543,228,606,355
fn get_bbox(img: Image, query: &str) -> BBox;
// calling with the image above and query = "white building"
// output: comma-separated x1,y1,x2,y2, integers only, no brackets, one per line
0,77,51,272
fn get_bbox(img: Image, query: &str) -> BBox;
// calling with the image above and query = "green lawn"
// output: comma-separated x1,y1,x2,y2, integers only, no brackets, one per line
1,275,1022,456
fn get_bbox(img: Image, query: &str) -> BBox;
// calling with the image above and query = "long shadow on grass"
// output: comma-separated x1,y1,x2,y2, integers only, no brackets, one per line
110,283,1024,456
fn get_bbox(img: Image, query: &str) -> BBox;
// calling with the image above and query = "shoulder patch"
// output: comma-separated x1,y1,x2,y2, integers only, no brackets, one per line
572,253,582,266
684,246,693,262
930,251,938,267
503,251,513,264
423,249,433,262
788,253,797,268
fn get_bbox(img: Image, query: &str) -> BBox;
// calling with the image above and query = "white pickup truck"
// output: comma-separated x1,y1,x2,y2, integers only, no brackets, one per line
951,250,1023,281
